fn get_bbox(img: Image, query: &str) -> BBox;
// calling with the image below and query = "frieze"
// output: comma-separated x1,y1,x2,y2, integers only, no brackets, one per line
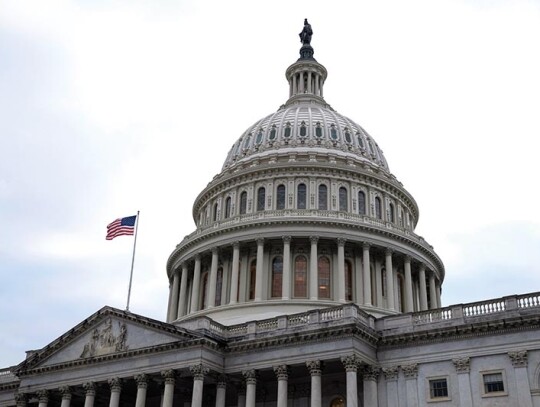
80,318,128,358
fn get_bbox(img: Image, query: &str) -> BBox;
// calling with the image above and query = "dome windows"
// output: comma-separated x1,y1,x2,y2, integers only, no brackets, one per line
269,125,277,141
276,184,286,210
375,196,382,219
297,183,307,209
294,255,308,298
299,121,307,138
339,187,348,211
357,132,365,149
243,133,252,149
358,191,366,215
271,256,283,298
225,197,231,219
315,122,323,138
330,124,338,141
255,129,264,145
239,191,247,215
344,129,352,144
318,256,331,299
284,123,292,139
389,202,395,223
318,184,328,210
257,187,266,211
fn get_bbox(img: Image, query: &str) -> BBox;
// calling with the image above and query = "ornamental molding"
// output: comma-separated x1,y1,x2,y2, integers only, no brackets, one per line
401,363,418,379
108,377,122,392
341,354,361,372
452,357,470,373
242,369,257,384
508,350,528,367
134,374,148,388
306,360,322,375
189,364,209,380
80,318,128,358
36,390,48,403
82,382,96,396
382,366,399,380
361,365,380,381
58,386,71,400
273,365,289,380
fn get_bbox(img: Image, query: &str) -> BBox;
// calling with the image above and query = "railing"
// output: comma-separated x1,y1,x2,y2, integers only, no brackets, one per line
412,308,453,324
287,313,309,327
256,319,278,331
518,292,540,308
0,368,16,384
463,299,505,316
320,307,344,321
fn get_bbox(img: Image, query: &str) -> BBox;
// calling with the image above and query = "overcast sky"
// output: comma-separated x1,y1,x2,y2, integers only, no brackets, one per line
1,0,540,367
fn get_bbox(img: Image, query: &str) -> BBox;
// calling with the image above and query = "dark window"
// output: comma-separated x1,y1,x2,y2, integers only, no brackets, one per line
375,197,382,219
215,267,223,306
271,256,283,298
297,183,307,209
294,256,307,298
269,127,277,140
345,260,353,301
483,373,505,393
225,197,231,218
213,203,218,222
249,260,256,300
429,379,449,399
345,131,352,143
255,130,263,144
357,133,364,148
284,126,291,138
257,187,265,211
239,192,247,215
330,126,338,140
339,187,348,211
318,184,328,210
276,184,286,209
316,126,323,138
389,203,395,223
318,256,331,299
243,134,251,148
358,191,366,215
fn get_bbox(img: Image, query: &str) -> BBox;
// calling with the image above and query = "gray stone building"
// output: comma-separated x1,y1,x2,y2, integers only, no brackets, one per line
2,22,540,407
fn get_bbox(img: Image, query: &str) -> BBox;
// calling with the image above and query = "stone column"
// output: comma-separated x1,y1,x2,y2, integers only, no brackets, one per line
190,255,202,312
299,72,304,93
230,242,240,304
36,390,48,407
452,357,473,407
282,236,292,300
14,393,27,407
341,355,360,407
362,243,372,306
215,375,227,407
435,281,442,308
161,370,176,407
385,249,395,310
337,238,346,303
208,247,219,308
429,272,437,310
237,384,246,407
402,364,419,407
418,264,428,311
167,269,180,321
273,365,289,407
82,383,95,407
108,378,122,407
243,370,257,407
190,364,209,407
134,374,148,407
307,71,312,93
310,236,319,300
178,263,189,318
306,360,322,407
362,365,379,407
508,351,534,407
404,256,414,312
255,239,264,301
382,366,399,407
59,386,71,407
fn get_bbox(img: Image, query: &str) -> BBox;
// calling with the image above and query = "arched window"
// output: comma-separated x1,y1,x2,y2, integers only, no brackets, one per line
345,260,353,301
249,260,257,300
318,184,328,210
224,197,231,219
339,187,348,211
330,125,338,140
201,271,208,309
318,256,331,299
213,203,219,222
276,184,286,210
300,122,307,137
257,187,265,211
297,183,307,209
215,267,223,306
269,125,277,140
389,203,395,223
239,191,247,215
375,197,382,219
294,255,307,298
358,190,366,215
271,256,283,298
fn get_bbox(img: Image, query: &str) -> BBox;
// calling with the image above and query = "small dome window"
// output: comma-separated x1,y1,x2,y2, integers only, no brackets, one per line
344,129,352,143
255,129,263,144
357,132,364,148
330,125,338,140
269,125,277,140
299,121,307,137
243,133,252,148
284,123,292,138
234,140,242,154
315,122,323,138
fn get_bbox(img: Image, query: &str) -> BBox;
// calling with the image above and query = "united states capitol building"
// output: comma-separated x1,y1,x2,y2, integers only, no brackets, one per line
2,21,540,407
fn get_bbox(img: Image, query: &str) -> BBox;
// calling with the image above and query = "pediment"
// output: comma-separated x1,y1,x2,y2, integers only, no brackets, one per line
19,306,198,371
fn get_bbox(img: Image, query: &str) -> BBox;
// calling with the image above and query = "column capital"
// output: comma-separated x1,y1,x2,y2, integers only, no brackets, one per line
36,390,49,403
256,238,265,246
211,246,219,255
382,366,399,380
341,354,361,372
273,365,289,380
161,369,176,385
232,241,240,249
337,238,346,247
282,235,292,244
452,357,470,373
310,236,319,244
242,369,257,385
404,255,411,263
58,386,71,400
508,350,528,367
361,365,380,381
401,363,418,379
189,364,209,380
82,382,96,396
385,248,393,256
419,263,426,272
216,374,228,389
362,242,371,250
306,360,323,376
108,378,122,392
134,373,148,388
194,253,202,261
14,393,27,407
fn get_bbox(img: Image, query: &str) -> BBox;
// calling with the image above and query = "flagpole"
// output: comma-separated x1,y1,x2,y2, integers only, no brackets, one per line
126,210,140,311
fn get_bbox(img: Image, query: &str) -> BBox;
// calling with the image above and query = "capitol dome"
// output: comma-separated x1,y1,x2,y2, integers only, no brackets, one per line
166,30,444,326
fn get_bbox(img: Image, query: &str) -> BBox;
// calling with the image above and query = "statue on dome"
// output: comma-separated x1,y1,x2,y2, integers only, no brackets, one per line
299,19,313,45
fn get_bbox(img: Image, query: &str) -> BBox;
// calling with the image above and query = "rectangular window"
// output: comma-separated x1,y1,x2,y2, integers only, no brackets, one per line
483,372,505,394
429,378,448,399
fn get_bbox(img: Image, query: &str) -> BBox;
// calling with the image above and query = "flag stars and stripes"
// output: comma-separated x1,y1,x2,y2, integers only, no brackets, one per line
106,215,137,240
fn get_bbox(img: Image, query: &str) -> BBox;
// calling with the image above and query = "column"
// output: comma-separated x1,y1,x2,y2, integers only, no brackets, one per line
59,387,71,407
37,390,48,407
215,375,227,407
134,374,148,407
255,239,264,301
306,360,322,407
314,74,319,96
299,72,304,93
161,370,176,407
292,74,297,96
429,272,437,310
508,351,534,407
82,383,95,407
404,256,414,312
208,247,219,308
14,393,27,407
341,355,360,407
307,71,312,93
282,236,291,300
274,365,289,407
237,384,246,407
230,242,240,304
190,255,202,312
418,264,428,311
190,364,209,407
362,243,372,306
382,367,399,407
243,370,257,407
385,249,395,310
108,378,122,407
362,365,379,407
452,357,473,407
435,281,442,308
309,236,319,300
177,263,189,318
337,238,346,303
167,269,180,321
402,364,419,407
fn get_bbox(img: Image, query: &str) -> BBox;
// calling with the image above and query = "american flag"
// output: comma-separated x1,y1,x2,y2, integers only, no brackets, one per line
106,215,137,240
